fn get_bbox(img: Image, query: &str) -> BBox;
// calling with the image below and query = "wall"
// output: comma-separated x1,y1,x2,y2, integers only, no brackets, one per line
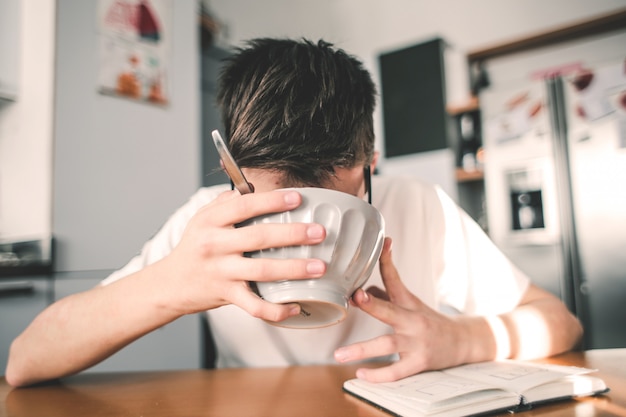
52,0,201,272
0,0,55,240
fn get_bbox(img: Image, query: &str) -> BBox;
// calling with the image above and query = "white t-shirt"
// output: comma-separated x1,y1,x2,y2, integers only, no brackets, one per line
102,175,529,368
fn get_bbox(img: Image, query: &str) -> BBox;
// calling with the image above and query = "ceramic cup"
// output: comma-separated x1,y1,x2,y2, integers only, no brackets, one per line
240,187,385,329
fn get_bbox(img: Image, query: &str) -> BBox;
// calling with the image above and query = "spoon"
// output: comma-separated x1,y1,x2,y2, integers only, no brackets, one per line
211,130,254,194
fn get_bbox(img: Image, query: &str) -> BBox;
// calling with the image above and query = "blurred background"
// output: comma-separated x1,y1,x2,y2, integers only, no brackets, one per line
1,0,625,374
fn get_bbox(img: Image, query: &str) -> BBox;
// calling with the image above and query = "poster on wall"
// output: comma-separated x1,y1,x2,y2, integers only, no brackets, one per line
97,0,171,106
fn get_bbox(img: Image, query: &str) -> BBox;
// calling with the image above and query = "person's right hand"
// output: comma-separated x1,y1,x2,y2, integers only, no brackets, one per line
153,189,327,323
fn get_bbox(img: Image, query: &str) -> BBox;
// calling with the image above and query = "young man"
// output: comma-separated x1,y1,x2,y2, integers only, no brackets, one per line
6,38,582,387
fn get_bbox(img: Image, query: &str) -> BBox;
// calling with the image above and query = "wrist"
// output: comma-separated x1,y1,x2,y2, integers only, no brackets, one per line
454,315,502,364
131,259,189,321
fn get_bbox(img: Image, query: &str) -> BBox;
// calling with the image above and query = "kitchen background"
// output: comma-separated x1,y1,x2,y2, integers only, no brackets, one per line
1,0,625,373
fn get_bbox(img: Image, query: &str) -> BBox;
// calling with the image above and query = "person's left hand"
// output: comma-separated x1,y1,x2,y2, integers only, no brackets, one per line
333,237,478,383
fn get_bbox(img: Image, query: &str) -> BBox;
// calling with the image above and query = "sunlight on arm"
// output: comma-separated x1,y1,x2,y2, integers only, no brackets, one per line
487,306,554,360
509,306,553,359
485,315,511,360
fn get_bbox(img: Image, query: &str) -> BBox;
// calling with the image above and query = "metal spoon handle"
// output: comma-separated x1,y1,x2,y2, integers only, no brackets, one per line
211,130,254,195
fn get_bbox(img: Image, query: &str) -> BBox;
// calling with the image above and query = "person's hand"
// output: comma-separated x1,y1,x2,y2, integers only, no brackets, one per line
154,189,327,323
334,237,473,382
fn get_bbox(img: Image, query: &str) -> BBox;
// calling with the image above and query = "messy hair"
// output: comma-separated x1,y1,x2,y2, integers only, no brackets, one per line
216,38,376,187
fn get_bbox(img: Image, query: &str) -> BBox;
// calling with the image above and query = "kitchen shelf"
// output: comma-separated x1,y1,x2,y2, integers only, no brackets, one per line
467,8,626,63
456,167,484,183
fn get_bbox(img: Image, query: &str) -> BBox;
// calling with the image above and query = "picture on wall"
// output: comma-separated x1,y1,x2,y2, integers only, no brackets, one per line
97,0,171,106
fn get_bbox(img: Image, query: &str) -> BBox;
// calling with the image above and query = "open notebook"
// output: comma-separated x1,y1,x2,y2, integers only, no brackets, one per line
343,360,608,417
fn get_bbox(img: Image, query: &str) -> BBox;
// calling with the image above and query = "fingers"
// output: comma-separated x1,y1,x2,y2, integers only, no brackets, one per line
352,288,399,326
213,189,240,203
195,189,327,255
238,222,326,253
378,238,405,299
198,221,326,256
203,190,305,227
364,285,389,301
213,256,326,283
228,282,303,323
355,361,420,383
334,333,408,364
377,237,421,308
335,335,429,383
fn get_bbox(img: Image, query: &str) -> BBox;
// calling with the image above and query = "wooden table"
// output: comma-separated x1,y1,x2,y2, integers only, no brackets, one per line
1,349,625,416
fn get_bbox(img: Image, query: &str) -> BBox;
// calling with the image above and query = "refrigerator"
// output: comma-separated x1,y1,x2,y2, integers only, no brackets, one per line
480,52,626,349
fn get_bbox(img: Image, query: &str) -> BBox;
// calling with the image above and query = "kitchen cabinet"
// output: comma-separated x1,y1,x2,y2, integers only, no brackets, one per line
378,37,462,201
0,0,20,101
379,38,450,158
0,276,53,374
54,272,203,373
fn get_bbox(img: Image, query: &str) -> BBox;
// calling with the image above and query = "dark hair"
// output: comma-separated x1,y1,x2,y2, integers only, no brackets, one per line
216,38,376,187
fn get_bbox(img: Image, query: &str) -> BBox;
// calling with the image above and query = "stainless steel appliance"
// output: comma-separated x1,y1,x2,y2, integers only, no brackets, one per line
480,47,626,349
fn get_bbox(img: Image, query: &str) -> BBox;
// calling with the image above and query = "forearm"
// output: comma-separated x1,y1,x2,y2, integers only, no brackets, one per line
460,289,583,364
493,296,583,360
5,265,181,387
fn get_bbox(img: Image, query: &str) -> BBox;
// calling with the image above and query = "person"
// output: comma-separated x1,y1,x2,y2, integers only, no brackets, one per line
5,38,582,388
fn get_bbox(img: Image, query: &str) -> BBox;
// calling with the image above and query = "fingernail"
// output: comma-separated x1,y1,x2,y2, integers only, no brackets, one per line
307,224,325,239
288,304,301,316
355,288,369,303
284,191,301,207
356,369,367,379
334,348,350,362
306,260,325,275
